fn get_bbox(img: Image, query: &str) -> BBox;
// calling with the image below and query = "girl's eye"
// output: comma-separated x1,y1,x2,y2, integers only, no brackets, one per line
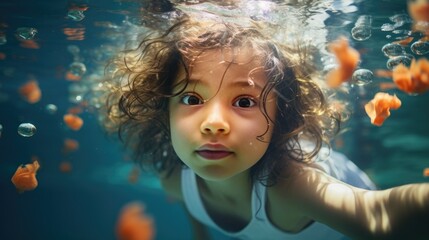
233,97,256,108
180,94,203,105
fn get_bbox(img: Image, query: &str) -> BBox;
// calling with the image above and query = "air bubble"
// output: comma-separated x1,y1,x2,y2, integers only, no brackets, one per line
351,26,371,41
67,45,80,55
17,123,36,137
386,55,413,70
45,104,58,114
380,23,396,32
15,27,38,40
381,43,405,57
351,15,372,41
67,10,85,21
69,62,86,77
0,34,6,45
352,69,373,86
411,41,429,55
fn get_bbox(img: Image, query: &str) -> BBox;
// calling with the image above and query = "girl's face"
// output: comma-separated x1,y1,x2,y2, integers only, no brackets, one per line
169,48,277,181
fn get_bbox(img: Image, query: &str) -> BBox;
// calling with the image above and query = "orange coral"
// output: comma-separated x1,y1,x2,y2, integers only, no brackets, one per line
392,58,429,94
408,0,429,22
67,105,83,114
19,80,41,103
63,114,83,131
11,160,40,192
116,202,155,240
374,69,393,79
379,82,397,91
59,161,72,173
63,138,79,154
424,168,429,177
364,92,401,126
65,71,82,81
19,39,40,49
326,37,360,88
392,36,414,46
128,167,140,184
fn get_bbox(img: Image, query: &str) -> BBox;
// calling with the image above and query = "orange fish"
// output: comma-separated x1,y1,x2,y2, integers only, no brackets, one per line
59,161,72,173
424,168,429,177
374,69,393,79
69,3,89,11
420,36,429,42
63,138,79,154
116,202,155,240
65,71,82,81
19,39,40,49
392,58,429,94
67,105,83,115
408,0,429,22
63,27,85,41
11,160,40,193
326,37,360,88
19,80,41,103
63,114,83,131
364,92,401,126
379,82,397,91
393,36,414,46
128,167,140,184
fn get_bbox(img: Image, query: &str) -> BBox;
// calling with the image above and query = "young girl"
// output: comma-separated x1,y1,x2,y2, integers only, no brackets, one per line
102,17,429,239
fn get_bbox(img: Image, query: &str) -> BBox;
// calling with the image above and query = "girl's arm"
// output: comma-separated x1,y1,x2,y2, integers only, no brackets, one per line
282,166,429,239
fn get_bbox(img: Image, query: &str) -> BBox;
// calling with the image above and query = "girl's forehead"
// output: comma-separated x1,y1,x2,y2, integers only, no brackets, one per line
185,47,266,78
173,48,269,92
193,47,262,66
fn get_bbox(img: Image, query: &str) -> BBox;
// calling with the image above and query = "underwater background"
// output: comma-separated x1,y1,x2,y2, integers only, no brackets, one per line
0,0,428,239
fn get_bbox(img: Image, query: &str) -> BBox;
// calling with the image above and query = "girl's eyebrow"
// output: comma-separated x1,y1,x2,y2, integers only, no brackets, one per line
185,78,264,90
230,79,263,90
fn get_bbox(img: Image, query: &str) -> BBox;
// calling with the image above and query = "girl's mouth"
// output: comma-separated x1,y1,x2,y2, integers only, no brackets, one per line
196,150,232,160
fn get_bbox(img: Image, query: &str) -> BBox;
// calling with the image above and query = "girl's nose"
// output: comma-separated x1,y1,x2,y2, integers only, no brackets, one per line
200,103,230,135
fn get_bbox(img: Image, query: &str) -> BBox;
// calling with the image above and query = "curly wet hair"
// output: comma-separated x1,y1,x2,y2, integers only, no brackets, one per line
103,16,343,185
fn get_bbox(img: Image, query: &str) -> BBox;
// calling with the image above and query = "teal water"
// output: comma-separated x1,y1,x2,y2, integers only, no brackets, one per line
0,0,428,239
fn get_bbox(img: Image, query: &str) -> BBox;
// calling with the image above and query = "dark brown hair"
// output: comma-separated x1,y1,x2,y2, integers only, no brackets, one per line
102,17,342,185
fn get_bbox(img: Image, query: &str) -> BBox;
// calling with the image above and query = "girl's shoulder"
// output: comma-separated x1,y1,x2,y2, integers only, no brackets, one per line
267,160,333,213
265,161,329,231
159,166,183,201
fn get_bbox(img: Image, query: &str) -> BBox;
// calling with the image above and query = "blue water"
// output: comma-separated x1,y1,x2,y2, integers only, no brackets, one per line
0,0,428,239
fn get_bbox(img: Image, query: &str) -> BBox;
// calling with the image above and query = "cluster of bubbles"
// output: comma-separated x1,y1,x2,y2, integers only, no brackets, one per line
0,6,90,140
0,27,38,48
346,15,374,86
349,11,429,86
381,13,429,69
381,43,413,70
381,14,411,32
67,45,86,76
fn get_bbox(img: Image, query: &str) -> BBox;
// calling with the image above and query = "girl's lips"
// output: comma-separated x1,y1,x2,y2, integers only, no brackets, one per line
196,150,232,160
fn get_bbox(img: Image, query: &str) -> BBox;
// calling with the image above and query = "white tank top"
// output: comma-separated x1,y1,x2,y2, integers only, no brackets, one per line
181,150,375,240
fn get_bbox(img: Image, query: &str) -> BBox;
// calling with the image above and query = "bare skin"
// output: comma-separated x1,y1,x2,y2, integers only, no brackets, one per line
162,48,429,240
